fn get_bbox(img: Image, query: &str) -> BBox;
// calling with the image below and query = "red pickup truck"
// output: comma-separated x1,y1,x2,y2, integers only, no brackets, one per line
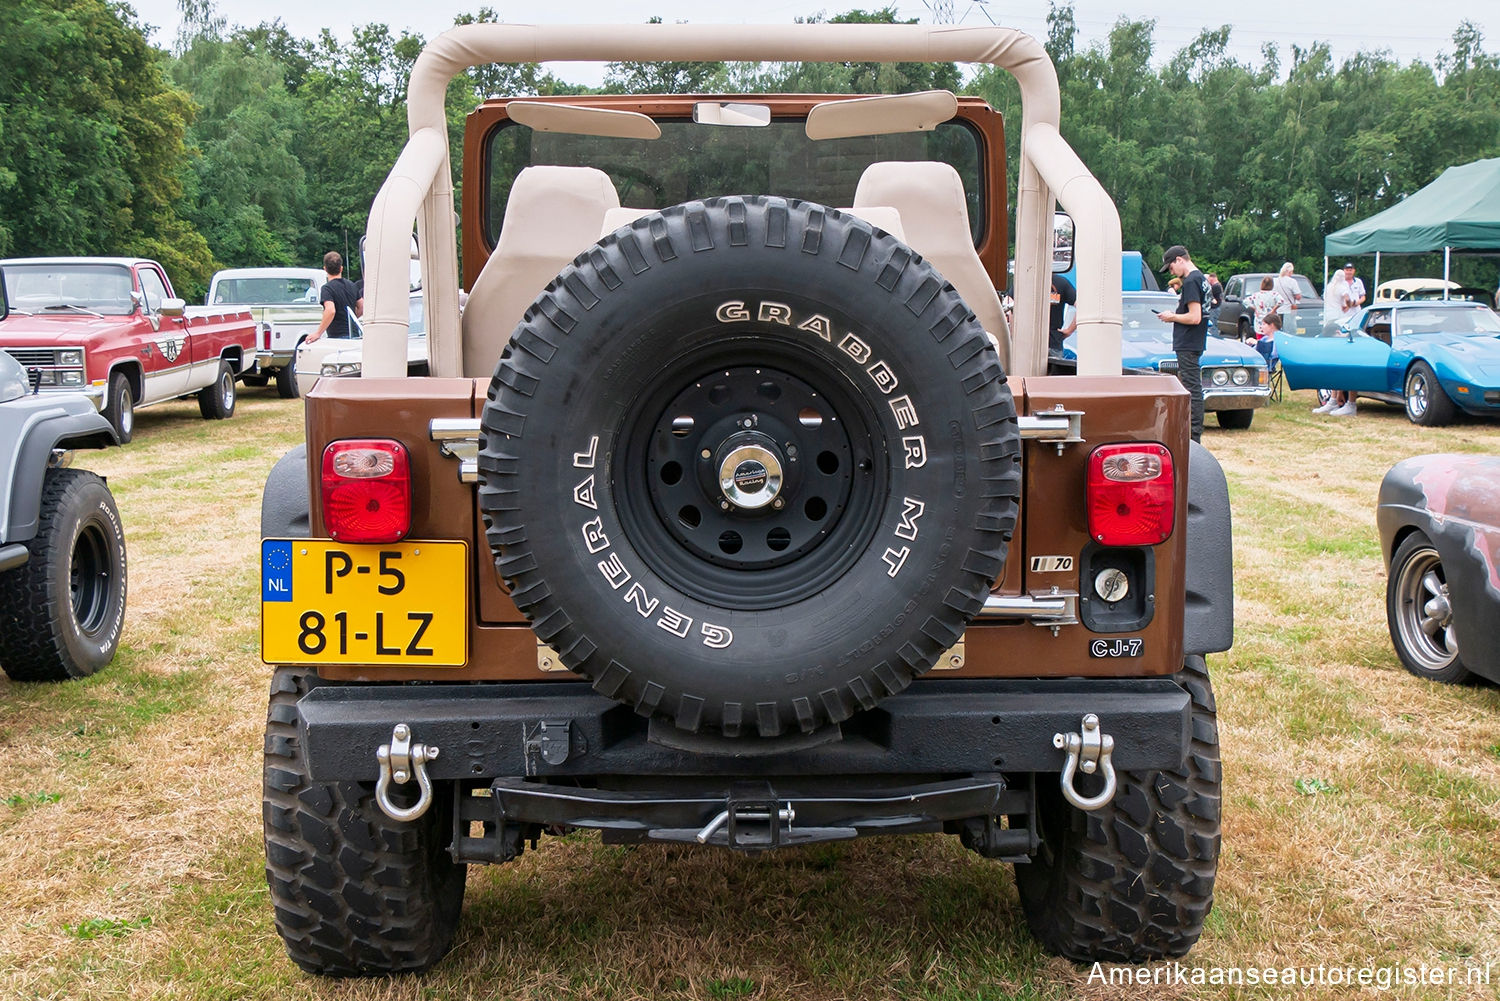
0,257,259,442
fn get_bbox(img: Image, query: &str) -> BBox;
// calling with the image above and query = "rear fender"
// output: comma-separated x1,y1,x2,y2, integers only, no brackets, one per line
1184,441,1233,654
260,444,311,539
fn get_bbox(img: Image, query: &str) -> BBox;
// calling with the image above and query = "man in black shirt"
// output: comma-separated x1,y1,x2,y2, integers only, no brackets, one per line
307,251,363,343
1156,244,1210,443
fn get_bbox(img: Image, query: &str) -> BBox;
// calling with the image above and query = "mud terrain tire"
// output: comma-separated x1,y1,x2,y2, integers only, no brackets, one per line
478,197,1020,738
1014,656,1221,961
0,469,127,681
262,667,466,976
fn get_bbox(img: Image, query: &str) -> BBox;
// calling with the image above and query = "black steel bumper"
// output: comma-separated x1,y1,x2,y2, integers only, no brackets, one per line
298,677,1190,782
482,775,1027,852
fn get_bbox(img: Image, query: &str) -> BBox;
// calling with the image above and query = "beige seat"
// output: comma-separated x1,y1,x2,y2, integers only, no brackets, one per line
600,205,905,242
462,166,620,376
853,161,1010,367
600,206,654,236
837,206,906,242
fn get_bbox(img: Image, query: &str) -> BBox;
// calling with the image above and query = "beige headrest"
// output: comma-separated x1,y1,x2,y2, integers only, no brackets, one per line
854,162,974,258
495,165,620,258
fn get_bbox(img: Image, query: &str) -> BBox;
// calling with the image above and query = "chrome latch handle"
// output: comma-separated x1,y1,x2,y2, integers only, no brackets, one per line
1053,713,1117,811
375,723,440,822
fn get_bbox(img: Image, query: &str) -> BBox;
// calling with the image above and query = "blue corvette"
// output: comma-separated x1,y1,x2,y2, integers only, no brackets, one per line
1277,300,1500,425
1063,291,1270,429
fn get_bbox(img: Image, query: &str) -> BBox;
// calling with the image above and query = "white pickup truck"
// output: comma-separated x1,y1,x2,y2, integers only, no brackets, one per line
206,267,326,397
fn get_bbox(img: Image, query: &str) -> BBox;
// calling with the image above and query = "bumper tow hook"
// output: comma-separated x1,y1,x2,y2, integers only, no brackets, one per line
375,723,440,822
1053,713,1117,811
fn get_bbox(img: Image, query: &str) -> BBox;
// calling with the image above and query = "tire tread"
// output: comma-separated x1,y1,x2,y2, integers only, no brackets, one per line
1015,656,1221,962
261,667,465,977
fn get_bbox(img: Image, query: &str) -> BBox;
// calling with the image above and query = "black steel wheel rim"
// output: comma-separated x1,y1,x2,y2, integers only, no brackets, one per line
71,520,113,634
615,340,888,610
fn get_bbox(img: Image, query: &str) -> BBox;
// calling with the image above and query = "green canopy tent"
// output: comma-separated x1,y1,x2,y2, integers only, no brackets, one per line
1324,156,1500,296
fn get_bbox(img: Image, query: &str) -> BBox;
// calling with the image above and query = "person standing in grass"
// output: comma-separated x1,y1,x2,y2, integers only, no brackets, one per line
1313,269,1358,416
1273,261,1301,327
1157,244,1210,443
306,252,363,345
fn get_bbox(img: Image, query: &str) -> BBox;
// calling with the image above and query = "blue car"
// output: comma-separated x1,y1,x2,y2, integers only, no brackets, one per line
1062,291,1270,429
1277,300,1500,426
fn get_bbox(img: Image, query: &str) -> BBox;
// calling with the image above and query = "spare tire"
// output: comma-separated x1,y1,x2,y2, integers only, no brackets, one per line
478,196,1020,738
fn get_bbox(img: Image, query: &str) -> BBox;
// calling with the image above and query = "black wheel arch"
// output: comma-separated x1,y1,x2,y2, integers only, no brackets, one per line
260,444,311,540
108,362,144,407
1183,441,1234,656
2,410,117,546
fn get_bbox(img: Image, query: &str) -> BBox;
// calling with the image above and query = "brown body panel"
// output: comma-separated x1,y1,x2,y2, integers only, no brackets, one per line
304,372,1187,683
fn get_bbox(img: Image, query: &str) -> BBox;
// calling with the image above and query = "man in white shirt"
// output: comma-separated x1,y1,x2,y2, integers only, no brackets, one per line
1341,262,1366,316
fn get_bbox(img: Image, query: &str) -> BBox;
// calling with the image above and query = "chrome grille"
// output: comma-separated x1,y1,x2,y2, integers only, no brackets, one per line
3,348,56,366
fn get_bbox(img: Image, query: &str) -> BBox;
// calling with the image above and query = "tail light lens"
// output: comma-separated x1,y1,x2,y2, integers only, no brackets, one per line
1087,443,1175,546
321,439,411,543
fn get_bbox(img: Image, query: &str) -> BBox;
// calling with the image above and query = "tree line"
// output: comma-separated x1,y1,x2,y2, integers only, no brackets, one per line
0,1,1496,301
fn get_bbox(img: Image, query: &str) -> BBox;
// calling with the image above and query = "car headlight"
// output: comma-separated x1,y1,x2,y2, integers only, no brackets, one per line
58,349,84,366
1232,368,1249,386
321,361,362,378
61,370,84,386
1211,369,1229,386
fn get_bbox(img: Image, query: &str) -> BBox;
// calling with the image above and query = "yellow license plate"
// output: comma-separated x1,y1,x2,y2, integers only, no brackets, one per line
261,540,468,666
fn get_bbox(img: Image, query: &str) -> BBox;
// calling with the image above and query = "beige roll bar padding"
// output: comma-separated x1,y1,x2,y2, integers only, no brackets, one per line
363,23,1122,381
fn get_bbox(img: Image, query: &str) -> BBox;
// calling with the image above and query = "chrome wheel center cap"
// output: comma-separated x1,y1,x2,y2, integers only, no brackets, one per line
718,441,784,510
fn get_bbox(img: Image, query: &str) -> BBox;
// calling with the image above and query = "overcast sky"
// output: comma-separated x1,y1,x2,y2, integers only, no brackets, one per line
125,0,1496,87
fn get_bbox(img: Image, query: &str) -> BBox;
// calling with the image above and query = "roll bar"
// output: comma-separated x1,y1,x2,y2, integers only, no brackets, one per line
363,23,1122,380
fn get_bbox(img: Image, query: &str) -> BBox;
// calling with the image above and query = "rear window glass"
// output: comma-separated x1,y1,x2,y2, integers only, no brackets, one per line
485,117,984,247
213,277,320,305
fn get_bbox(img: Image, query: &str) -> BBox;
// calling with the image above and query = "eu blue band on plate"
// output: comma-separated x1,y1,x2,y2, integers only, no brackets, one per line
262,540,293,602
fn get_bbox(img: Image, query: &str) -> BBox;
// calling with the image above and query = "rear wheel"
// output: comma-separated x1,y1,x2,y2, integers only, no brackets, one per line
1014,656,1220,962
262,667,466,976
0,469,127,681
1404,362,1455,426
1387,532,1470,684
198,360,237,420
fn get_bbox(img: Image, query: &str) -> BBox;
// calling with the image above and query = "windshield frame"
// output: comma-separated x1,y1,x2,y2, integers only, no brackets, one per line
464,93,1007,295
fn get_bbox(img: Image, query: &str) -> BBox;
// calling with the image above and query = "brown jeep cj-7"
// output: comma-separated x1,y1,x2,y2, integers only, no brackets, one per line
259,23,1233,977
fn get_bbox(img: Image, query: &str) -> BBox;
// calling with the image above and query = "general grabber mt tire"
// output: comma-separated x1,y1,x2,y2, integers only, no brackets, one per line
1014,656,1222,962
0,468,127,681
478,197,1021,738
262,667,466,976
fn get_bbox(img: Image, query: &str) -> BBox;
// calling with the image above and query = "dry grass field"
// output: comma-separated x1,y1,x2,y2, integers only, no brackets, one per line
2,385,1500,1000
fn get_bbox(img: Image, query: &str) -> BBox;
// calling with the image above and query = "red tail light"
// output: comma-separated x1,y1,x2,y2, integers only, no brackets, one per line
1087,443,1175,546
321,439,412,543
